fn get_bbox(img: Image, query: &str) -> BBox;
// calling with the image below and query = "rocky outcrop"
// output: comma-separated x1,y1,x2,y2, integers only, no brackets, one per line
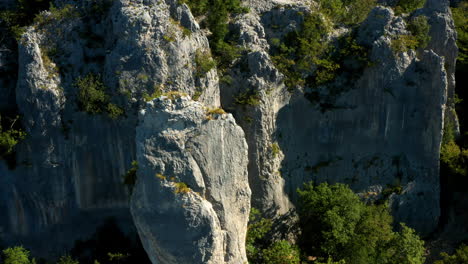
221,2,454,235
0,0,219,258
131,96,250,264
0,0,458,261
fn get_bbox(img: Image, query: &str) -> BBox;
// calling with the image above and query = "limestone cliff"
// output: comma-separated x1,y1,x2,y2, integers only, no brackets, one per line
131,96,250,264
0,0,459,262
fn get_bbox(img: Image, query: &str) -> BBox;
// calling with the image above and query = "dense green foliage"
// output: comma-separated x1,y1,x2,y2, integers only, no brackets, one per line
452,2,468,66
394,0,427,15
391,15,431,54
261,240,301,264
297,182,426,264
407,16,431,48
194,49,216,77
234,90,261,106
246,183,426,264
246,209,300,264
270,1,373,110
0,0,53,39
75,74,124,119
2,246,34,264
271,12,330,90
452,1,468,130
315,0,377,25
180,0,247,71
0,114,25,158
434,244,468,264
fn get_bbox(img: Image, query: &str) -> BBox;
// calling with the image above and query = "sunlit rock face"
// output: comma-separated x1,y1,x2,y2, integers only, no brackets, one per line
131,96,250,264
0,0,457,260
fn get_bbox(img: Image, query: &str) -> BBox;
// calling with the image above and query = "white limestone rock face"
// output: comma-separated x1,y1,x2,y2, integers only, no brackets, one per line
1,0,220,257
221,3,454,235
131,97,251,264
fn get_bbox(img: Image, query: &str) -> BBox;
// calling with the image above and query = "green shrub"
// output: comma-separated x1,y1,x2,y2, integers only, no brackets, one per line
440,140,468,176
76,73,108,114
246,208,272,263
271,10,370,107
143,85,163,102
174,182,190,194
246,209,301,264
106,103,124,120
123,161,138,194
297,182,426,264
391,34,419,53
434,244,468,264
395,0,426,15
75,73,124,119
33,4,80,28
179,0,209,16
2,246,34,264
315,0,377,25
0,115,26,158
181,0,247,71
407,15,431,48
270,143,281,157
452,2,468,66
0,0,53,39
195,49,216,77
234,90,261,106
261,240,301,264
386,224,426,264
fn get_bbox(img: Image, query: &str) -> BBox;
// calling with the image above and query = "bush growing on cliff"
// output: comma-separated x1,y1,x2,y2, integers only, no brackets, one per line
246,208,300,264
270,4,372,111
407,15,431,48
394,0,427,15
452,2,468,66
391,15,430,54
0,0,53,39
195,49,216,77
0,114,26,158
75,73,124,119
452,2,468,132
316,0,377,25
181,0,247,71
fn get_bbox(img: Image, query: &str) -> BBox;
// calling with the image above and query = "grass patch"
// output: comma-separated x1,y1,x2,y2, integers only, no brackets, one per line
161,91,188,101
155,173,166,180
205,107,226,119
270,143,280,157
195,49,216,77
143,85,163,102
174,182,191,194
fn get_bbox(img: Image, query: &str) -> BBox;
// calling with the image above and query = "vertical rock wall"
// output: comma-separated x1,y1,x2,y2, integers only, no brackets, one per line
131,97,250,264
